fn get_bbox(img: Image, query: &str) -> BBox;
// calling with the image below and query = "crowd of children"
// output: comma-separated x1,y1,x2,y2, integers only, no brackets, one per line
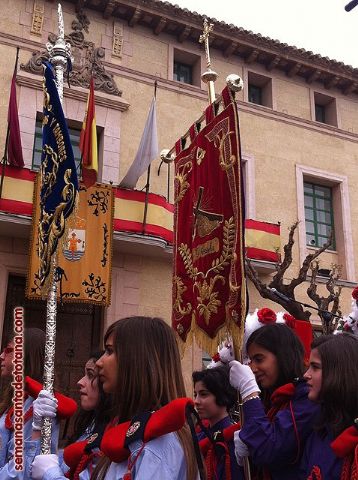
0,312,357,479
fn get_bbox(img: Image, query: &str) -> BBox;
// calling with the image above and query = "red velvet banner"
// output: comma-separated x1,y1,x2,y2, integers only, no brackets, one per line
172,87,247,355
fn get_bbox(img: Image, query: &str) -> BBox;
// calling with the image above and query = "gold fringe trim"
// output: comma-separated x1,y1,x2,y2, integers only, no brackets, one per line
176,312,245,360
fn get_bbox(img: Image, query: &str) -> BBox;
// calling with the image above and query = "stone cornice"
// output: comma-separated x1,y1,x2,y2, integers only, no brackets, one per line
237,100,358,144
99,62,358,145
13,61,358,144
16,72,130,112
56,0,358,96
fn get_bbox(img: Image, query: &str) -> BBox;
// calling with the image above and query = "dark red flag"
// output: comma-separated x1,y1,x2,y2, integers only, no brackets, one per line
7,74,24,167
79,78,97,187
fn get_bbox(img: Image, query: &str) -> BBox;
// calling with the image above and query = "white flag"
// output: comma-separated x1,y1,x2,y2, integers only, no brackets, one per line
119,98,158,189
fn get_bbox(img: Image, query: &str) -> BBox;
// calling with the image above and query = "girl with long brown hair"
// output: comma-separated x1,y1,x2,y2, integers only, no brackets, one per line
92,316,199,480
31,351,112,480
300,333,358,479
230,321,319,480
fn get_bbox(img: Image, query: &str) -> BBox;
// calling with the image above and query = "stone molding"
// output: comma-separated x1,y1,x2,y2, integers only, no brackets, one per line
16,72,129,112
21,10,122,97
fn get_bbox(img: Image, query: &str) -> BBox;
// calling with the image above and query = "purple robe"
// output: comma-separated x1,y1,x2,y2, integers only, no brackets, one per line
197,416,244,480
239,380,320,480
300,428,343,479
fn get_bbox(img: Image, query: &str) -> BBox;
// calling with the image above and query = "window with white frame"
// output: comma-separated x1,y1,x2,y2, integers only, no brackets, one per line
304,182,335,248
296,165,355,281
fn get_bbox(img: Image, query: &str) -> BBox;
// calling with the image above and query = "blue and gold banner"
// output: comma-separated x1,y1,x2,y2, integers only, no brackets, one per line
39,63,79,286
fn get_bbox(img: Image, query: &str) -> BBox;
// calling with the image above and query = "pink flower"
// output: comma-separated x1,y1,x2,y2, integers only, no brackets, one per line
257,308,277,324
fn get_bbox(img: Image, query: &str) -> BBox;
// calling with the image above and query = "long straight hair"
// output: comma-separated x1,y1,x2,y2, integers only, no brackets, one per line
312,333,358,437
0,327,45,415
247,323,305,392
64,351,111,446
93,316,197,480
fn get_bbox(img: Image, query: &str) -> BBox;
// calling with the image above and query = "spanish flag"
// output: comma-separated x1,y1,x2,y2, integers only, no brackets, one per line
80,78,98,187
245,219,280,262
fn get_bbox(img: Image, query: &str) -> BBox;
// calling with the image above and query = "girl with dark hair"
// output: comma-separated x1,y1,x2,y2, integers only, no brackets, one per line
193,365,243,480
300,333,358,479
230,322,319,480
91,316,198,480
31,351,112,480
0,328,77,479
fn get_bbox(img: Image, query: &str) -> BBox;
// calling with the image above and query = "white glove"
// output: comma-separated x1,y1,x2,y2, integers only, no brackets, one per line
234,430,249,466
31,454,59,479
229,360,260,399
32,390,58,431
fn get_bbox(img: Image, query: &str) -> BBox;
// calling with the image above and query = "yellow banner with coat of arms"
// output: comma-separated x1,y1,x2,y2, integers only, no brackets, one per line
26,177,113,306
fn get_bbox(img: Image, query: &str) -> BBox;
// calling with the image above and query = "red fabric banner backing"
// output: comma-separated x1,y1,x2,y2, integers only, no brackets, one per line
172,87,246,355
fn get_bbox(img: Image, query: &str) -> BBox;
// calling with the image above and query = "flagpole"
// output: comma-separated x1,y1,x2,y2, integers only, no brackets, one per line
142,81,158,233
40,3,71,455
199,19,218,104
0,47,20,199
142,163,152,234
199,19,252,480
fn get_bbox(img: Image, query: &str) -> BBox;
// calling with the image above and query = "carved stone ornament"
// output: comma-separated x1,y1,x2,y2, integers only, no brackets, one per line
21,10,122,96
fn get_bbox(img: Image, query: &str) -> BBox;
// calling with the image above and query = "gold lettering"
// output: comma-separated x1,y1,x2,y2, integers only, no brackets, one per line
192,237,220,262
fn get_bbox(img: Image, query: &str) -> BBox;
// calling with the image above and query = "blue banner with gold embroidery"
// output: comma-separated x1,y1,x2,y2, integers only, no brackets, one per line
39,63,79,286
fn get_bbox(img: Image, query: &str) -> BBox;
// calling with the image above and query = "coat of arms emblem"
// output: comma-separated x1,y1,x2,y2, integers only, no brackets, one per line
63,217,86,262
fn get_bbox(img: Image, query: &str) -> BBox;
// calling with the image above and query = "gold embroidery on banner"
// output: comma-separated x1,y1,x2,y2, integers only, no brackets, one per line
196,147,205,165
176,323,184,335
43,79,52,114
196,275,225,324
39,170,77,283
206,217,235,277
196,215,222,238
173,276,192,316
192,186,223,239
192,237,219,262
178,244,197,280
178,217,236,325
174,161,192,204
205,117,236,171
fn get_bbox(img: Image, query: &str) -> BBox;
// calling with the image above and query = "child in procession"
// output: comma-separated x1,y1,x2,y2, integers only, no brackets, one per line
91,316,199,480
230,321,319,480
193,365,244,480
31,351,111,480
300,333,358,479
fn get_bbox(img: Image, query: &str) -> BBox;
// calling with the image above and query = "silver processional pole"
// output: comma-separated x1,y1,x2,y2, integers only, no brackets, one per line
40,3,72,454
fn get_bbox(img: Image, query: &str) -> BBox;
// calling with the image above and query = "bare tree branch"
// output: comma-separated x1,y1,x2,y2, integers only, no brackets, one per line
307,261,321,305
246,222,342,326
287,234,332,294
270,221,298,289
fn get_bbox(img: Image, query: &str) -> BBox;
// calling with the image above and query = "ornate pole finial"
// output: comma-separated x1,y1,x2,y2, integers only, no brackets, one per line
46,3,72,103
199,18,218,104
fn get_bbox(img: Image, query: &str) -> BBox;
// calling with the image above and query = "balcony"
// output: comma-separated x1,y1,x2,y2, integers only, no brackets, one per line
0,166,280,266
